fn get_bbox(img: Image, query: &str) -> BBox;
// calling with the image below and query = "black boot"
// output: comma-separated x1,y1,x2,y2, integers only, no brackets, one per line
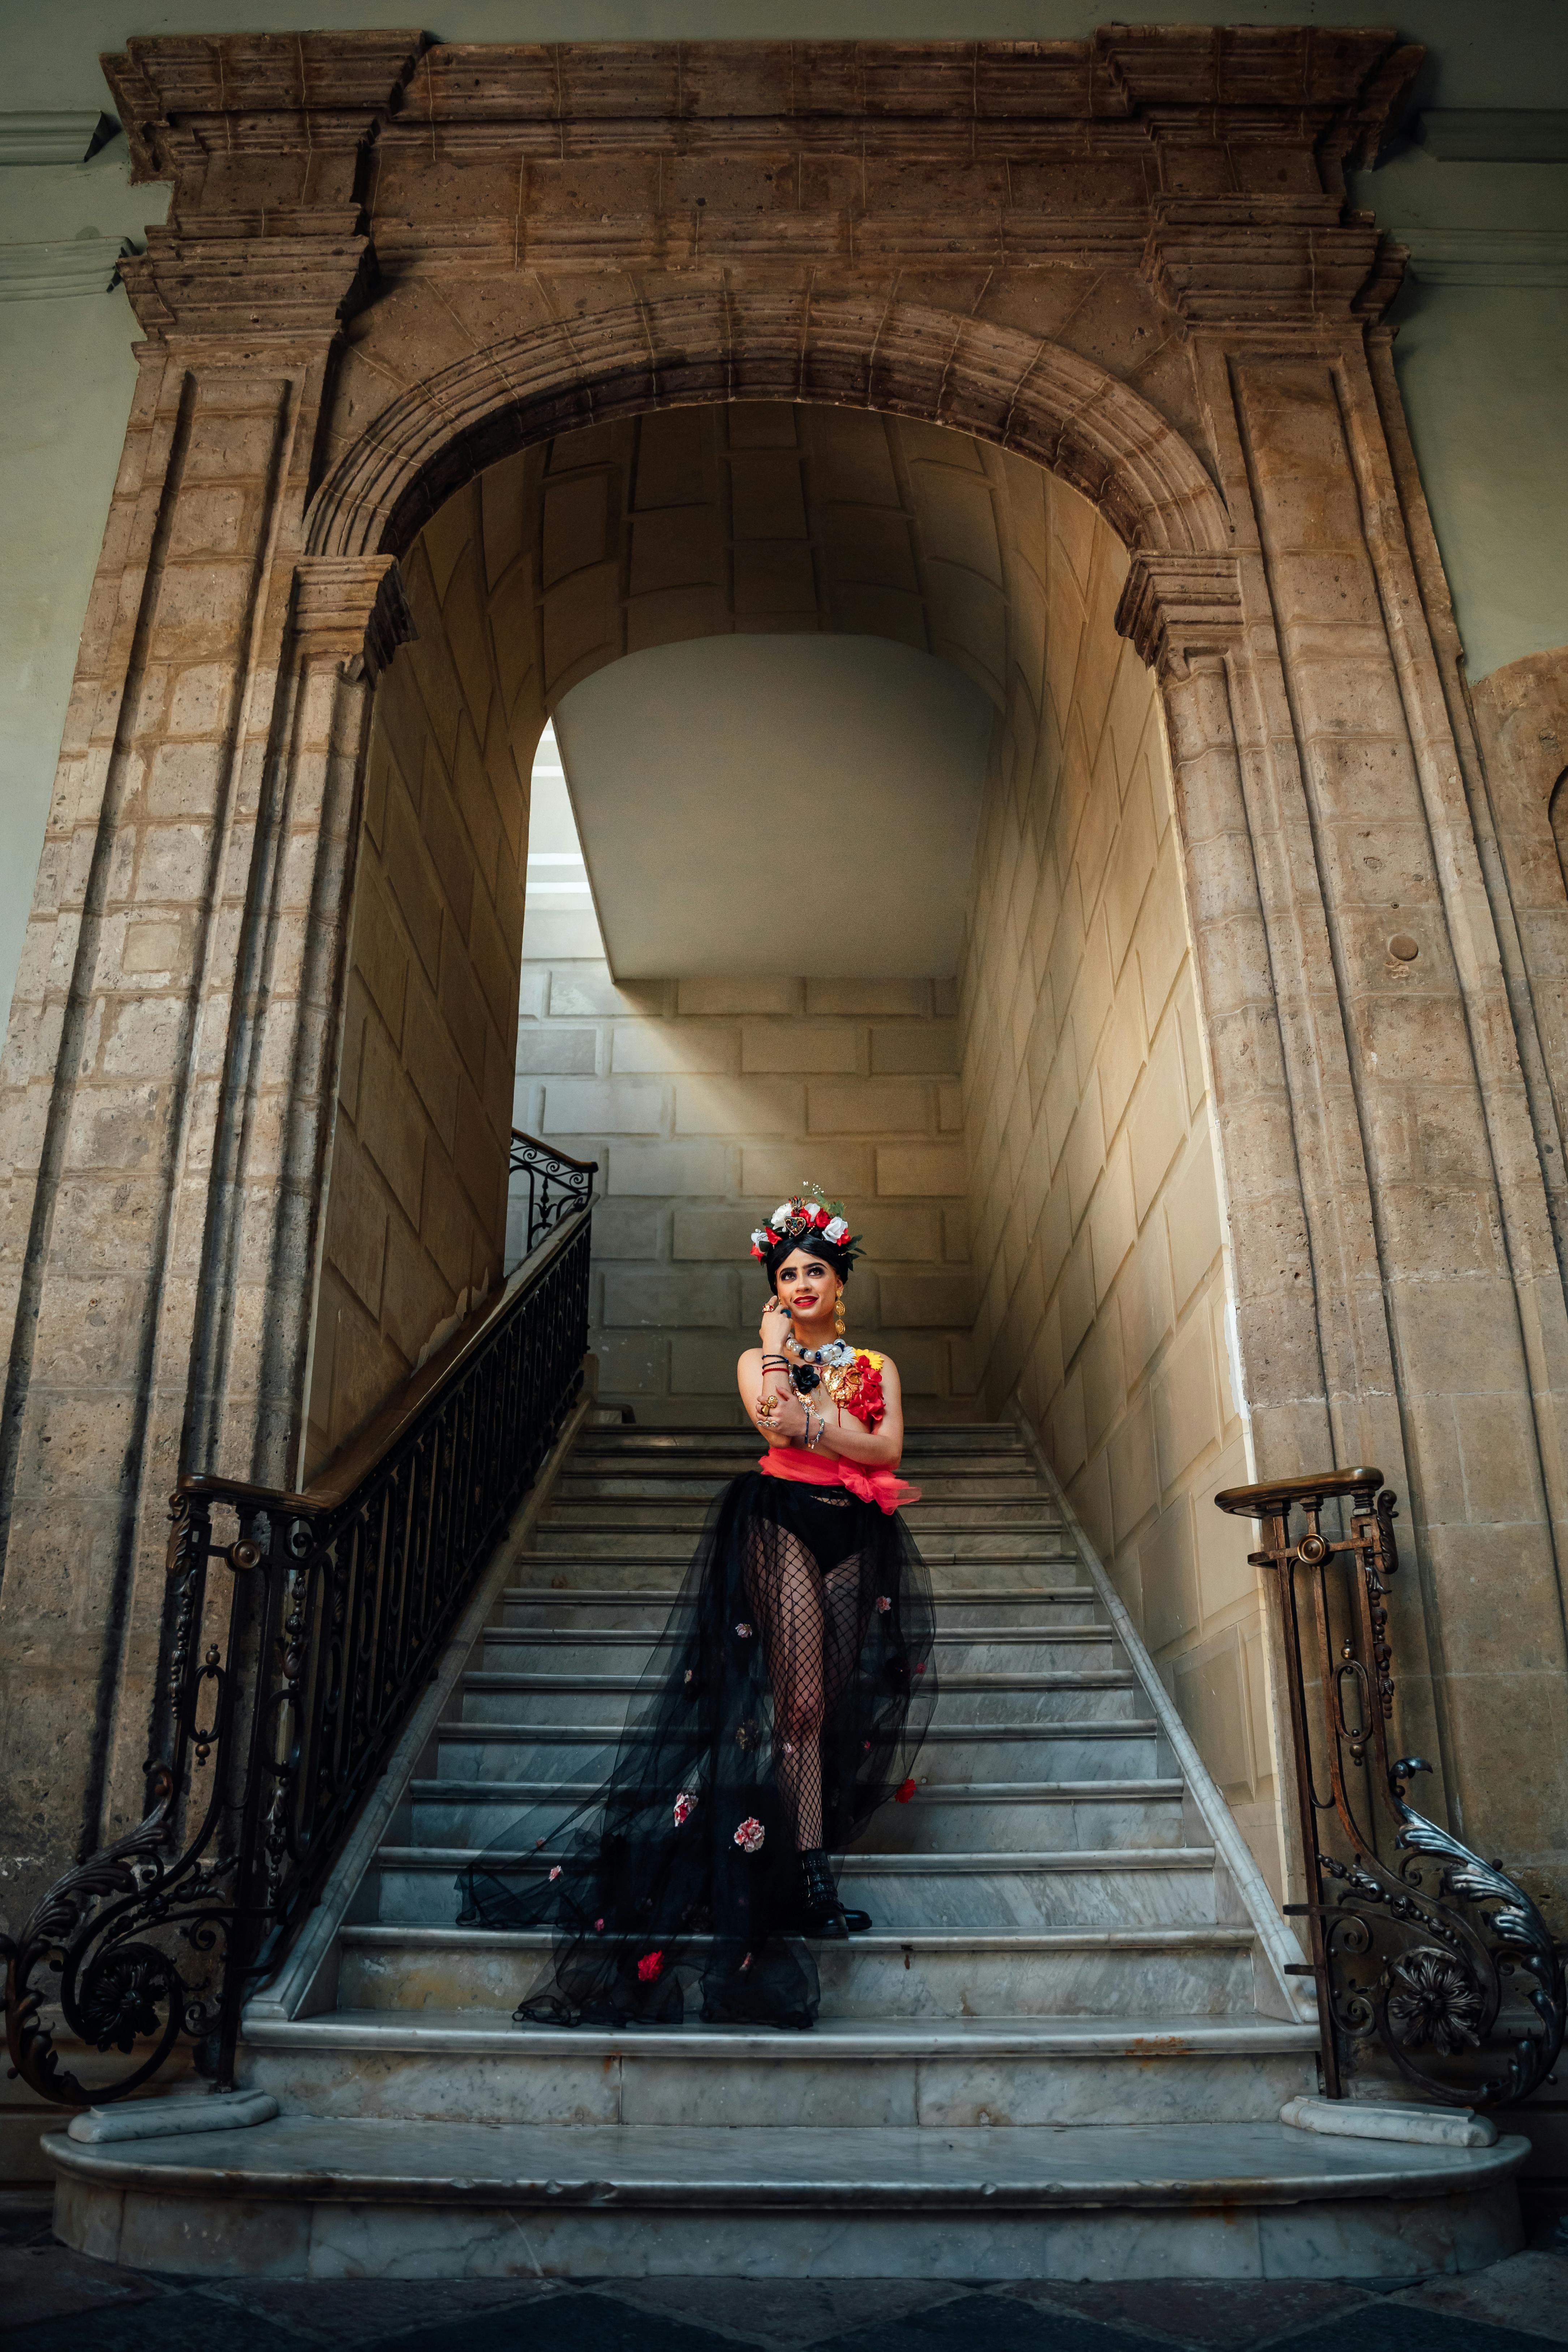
795,1848,873,1938
798,1847,849,1939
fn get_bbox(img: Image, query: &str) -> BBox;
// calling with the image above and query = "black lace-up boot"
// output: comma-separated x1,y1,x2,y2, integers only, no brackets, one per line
795,1847,873,1938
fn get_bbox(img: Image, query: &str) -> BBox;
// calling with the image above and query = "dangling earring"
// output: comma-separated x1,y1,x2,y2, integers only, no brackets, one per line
834,1289,846,1337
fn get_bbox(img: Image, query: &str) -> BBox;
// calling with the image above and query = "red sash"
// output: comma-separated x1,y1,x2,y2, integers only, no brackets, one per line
756,1445,919,1515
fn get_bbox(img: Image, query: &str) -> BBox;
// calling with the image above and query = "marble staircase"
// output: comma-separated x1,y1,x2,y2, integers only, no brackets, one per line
45,1418,1529,2279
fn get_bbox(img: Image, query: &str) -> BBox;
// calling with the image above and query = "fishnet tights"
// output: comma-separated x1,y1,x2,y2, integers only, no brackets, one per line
743,1513,867,1850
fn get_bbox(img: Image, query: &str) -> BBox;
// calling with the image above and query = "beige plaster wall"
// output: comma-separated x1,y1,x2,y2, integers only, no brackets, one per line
957,474,1280,1890
304,488,530,1474
516,960,976,1426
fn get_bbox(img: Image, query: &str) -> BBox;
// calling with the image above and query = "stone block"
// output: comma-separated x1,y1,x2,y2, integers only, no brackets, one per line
875,1143,967,1196
876,1270,973,1326
379,1217,455,1370
673,1206,763,1259
675,1078,802,1135
677,977,803,1016
402,979,460,1149
515,1028,597,1075
1174,1628,1252,1793
585,1198,665,1258
611,1143,727,1195
382,776,443,984
542,1079,662,1134
810,1081,930,1134
859,1205,942,1262
670,1330,748,1395
593,1330,670,1396
1135,841,1190,1031
1081,1309,1125,1453
806,979,930,1017
1118,1229,1175,1384
1058,1232,1095,1366
1167,1141,1223,1314
1089,1136,1136,1305
612,1024,738,1074
742,1023,859,1074
1129,1032,1190,1225
1108,1389,1160,1545
1141,1494,1200,1654
438,940,492,1088
354,872,409,1046
602,1268,735,1328
1047,1362,1087,1484
355,1025,427,1226
1152,1312,1220,1491
870,1023,960,1074
551,968,667,1018
323,1135,388,1318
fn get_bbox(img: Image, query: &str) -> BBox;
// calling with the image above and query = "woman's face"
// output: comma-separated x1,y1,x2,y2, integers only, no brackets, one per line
774,1247,842,1321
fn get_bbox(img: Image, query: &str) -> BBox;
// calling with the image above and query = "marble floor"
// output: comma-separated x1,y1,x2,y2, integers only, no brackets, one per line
5,2189,1567,2352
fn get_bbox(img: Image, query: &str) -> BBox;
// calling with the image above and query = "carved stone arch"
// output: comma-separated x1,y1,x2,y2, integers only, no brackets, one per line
303,290,1234,569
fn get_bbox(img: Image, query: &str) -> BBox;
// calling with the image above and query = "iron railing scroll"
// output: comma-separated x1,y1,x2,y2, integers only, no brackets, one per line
3,1204,594,2108
1215,1467,1564,2109
511,1130,596,1264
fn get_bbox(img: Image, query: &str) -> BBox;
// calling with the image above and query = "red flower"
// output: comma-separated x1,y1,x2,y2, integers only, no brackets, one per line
734,1816,766,1854
897,1778,918,1804
637,1950,665,1982
548,1864,562,1880
815,1206,831,1227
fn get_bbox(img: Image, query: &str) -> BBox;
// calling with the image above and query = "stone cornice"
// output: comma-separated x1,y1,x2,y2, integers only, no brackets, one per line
1114,553,1245,680
1141,196,1396,326
117,211,373,339
99,28,1418,181
101,31,426,183
292,557,417,683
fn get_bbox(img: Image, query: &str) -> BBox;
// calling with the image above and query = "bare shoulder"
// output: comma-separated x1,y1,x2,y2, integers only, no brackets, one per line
866,1347,901,1387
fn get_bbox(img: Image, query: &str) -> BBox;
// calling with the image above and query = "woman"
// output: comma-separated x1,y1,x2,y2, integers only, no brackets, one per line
457,1190,936,2031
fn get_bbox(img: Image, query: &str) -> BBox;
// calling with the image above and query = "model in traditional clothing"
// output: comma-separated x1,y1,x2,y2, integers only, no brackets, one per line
457,1189,937,2030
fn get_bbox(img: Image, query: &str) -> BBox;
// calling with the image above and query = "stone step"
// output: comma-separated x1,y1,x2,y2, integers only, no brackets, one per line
334,1922,1269,2020
407,1778,1189,1853
554,1474,1050,1501
433,1722,1169,1786
555,1458,1044,1477
241,2009,1318,2131
454,1670,1142,1730
575,1426,1024,1453
539,1503,1065,1531
46,2114,1525,2280
496,1586,1103,1629
521,1533,1079,1565
473,1629,1120,1676
372,1846,1220,1932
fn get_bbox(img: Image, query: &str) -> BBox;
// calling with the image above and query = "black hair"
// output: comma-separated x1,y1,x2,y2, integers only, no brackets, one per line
762,1231,854,1293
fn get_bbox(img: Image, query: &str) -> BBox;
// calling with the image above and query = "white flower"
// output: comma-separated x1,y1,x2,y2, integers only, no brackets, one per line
770,1204,793,1228
673,1791,697,1828
750,1228,770,1250
825,1216,849,1243
734,1817,766,1854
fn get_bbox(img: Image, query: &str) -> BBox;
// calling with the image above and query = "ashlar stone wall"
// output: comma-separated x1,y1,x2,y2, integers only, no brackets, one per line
958,473,1279,1888
305,487,531,1473
516,962,974,1425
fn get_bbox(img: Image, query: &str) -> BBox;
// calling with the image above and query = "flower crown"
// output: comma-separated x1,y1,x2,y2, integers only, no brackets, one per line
749,1186,862,1266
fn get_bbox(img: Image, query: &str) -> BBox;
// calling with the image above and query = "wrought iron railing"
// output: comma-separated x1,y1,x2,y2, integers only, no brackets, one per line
1215,1467,1564,2108
2,1202,593,2107
510,1129,596,1268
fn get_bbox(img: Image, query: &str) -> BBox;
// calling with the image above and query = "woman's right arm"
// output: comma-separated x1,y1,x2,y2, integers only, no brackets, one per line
737,1347,797,1445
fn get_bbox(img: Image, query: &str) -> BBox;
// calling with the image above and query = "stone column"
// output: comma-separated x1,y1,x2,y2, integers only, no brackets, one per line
0,51,412,1902
1134,203,1568,1888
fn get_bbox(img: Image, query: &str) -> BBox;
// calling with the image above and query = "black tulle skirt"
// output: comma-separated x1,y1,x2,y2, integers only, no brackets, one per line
455,1469,936,2030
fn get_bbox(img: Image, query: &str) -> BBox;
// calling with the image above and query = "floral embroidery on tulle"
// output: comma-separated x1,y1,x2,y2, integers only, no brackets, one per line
736,1721,757,1750
673,1791,697,1827
781,1740,796,1757
594,1918,605,1932
637,1950,665,1982
897,1778,918,1804
739,1952,754,1974
548,1864,562,1879
876,1595,891,1613
734,1816,766,1854
735,1622,754,1639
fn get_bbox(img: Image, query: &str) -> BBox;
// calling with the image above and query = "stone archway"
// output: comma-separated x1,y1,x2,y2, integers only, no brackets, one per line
3,27,1567,1932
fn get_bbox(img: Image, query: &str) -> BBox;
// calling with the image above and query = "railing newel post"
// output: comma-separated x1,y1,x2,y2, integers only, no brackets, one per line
1216,1468,1565,2111
1,1155,594,2106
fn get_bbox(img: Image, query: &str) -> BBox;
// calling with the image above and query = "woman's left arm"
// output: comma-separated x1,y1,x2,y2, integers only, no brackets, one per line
817,1356,903,1469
